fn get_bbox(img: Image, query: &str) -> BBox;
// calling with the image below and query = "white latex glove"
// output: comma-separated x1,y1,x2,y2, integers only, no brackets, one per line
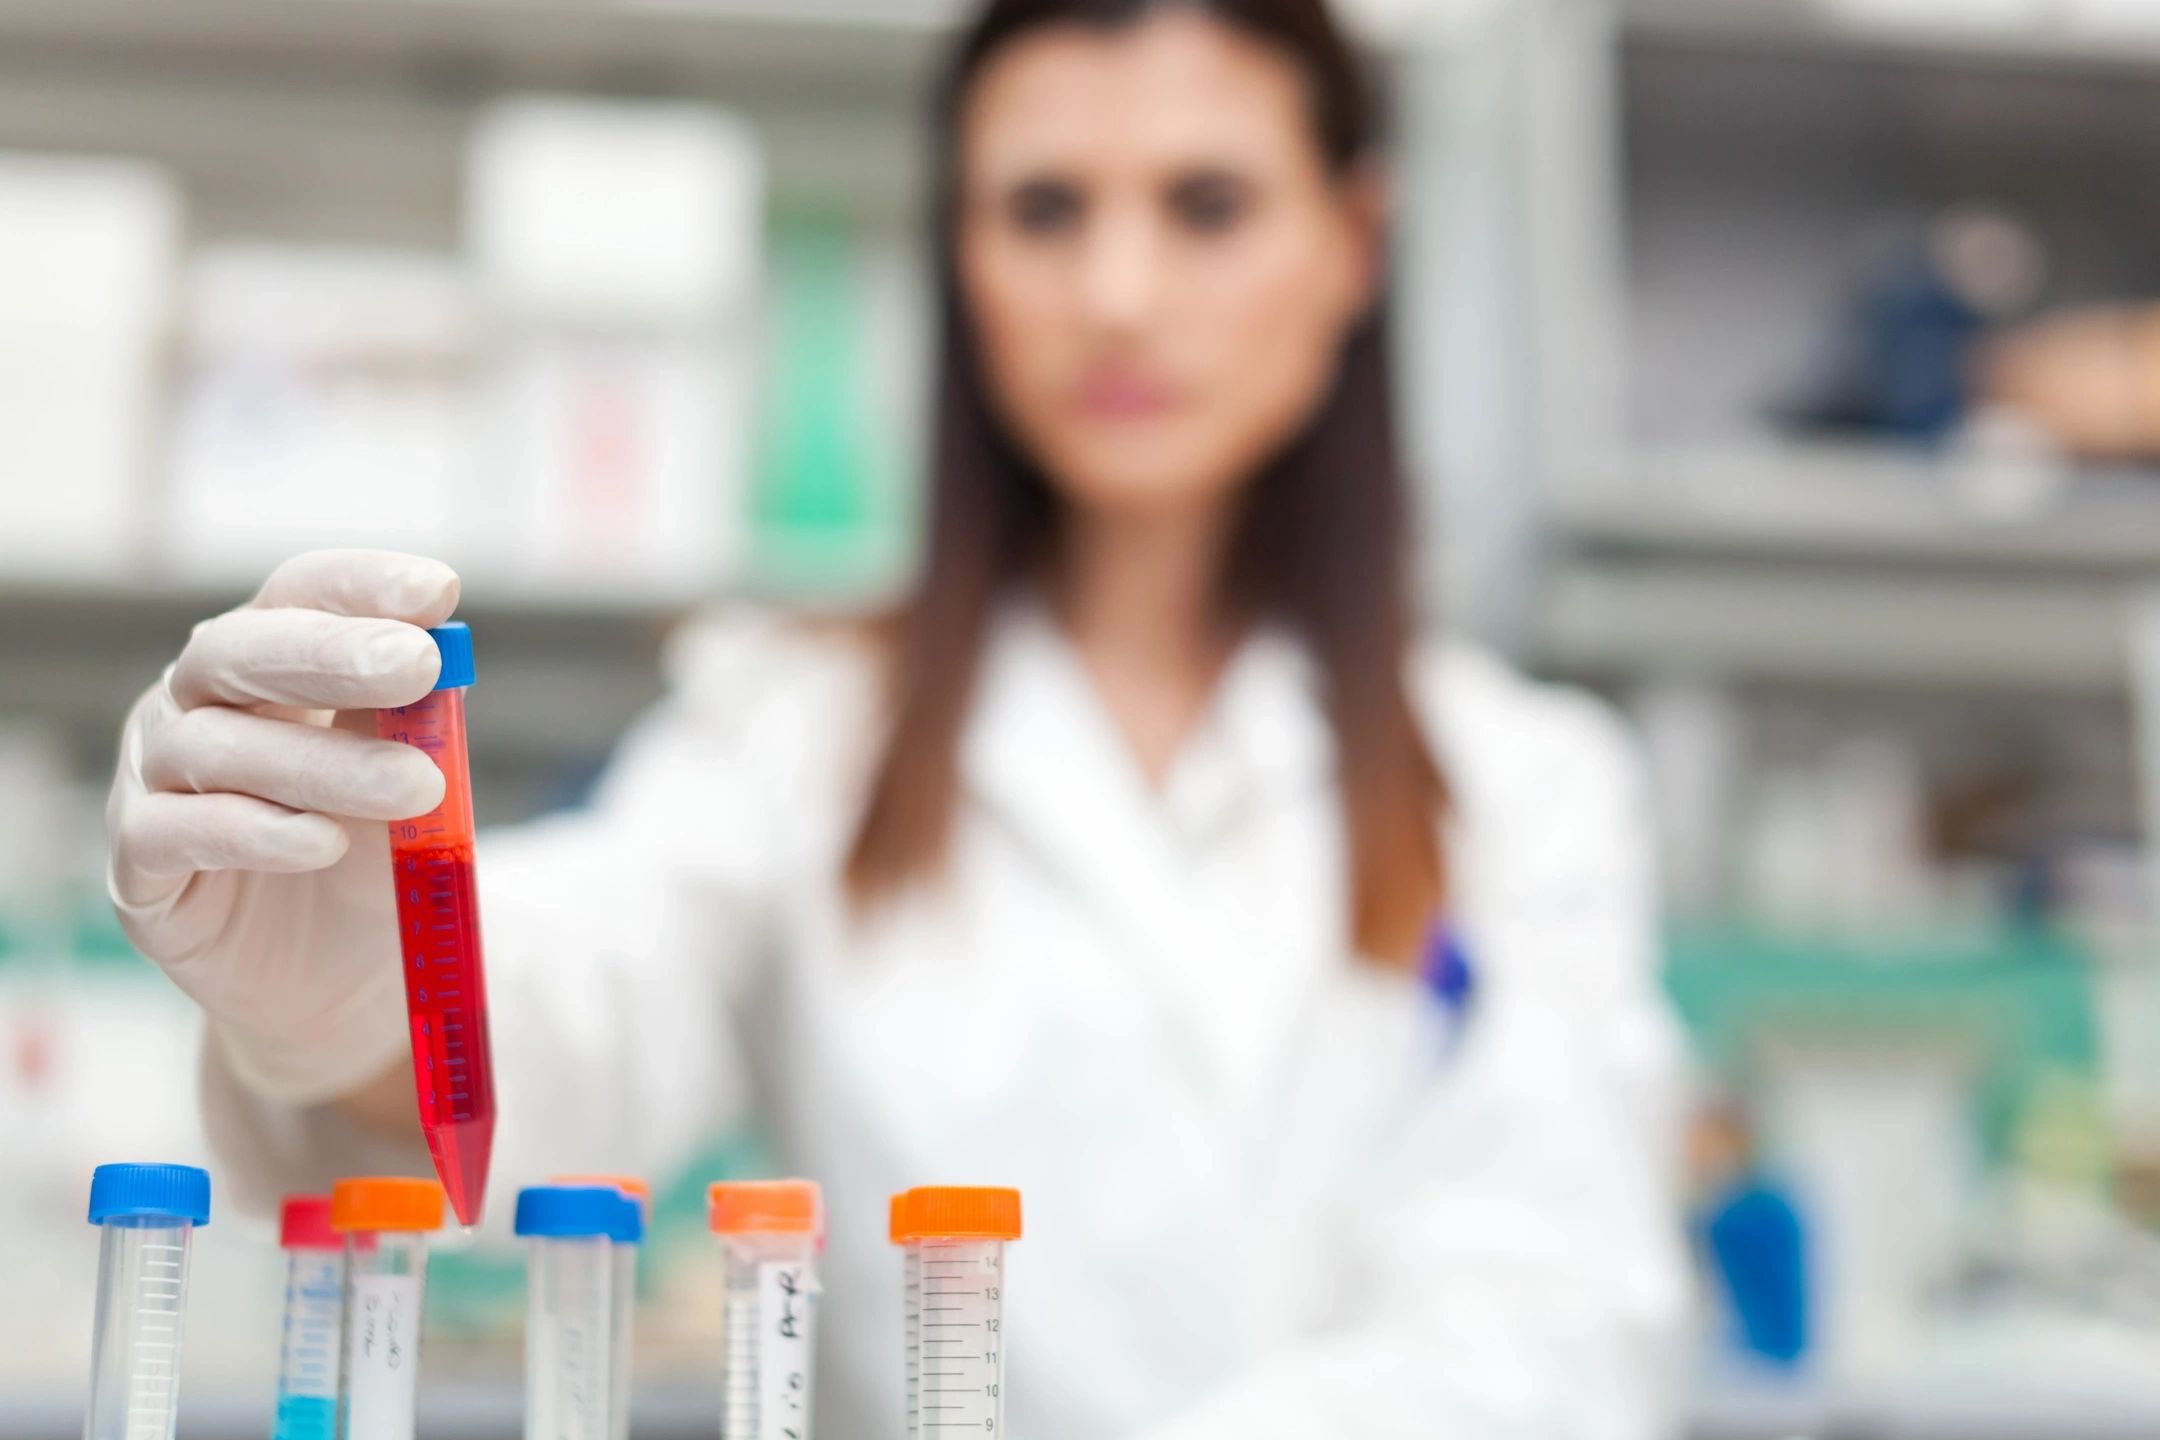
108,550,459,1106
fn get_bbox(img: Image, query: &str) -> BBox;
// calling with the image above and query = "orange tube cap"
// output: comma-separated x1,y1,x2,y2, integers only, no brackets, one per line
889,1186,1022,1243
331,1177,446,1234
708,1179,823,1236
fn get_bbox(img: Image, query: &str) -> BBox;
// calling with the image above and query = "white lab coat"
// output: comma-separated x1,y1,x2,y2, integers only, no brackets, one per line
203,600,1690,1440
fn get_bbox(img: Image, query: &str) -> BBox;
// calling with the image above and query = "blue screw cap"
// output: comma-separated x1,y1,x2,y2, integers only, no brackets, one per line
515,1185,634,1240
428,622,475,689
608,1195,645,1246
87,1164,211,1226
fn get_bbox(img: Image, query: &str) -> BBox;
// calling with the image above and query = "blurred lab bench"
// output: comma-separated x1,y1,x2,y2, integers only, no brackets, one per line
13,1381,2160,1440
1689,1375,2160,1440
6,1385,717,1440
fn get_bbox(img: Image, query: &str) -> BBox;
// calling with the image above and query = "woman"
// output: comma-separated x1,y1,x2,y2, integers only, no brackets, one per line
108,0,1686,1434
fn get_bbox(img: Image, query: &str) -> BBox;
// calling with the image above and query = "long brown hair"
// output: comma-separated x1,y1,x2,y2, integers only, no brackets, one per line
845,0,1447,966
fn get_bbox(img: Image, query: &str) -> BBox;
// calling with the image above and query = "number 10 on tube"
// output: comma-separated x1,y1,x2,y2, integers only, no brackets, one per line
376,621,497,1228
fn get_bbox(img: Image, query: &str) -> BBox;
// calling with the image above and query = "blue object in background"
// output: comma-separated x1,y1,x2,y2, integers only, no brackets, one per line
1700,1178,1809,1366
1857,255,1985,440
1780,245,1987,444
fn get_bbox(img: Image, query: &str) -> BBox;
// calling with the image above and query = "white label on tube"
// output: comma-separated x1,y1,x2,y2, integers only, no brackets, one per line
344,1273,421,1440
758,1261,819,1440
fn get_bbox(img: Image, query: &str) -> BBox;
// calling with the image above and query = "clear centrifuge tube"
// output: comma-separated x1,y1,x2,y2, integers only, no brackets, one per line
892,1196,916,1440
376,620,497,1228
331,1177,445,1440
889,1188,1020,1440
273,1195,349,1440
550,1174,651,1440
516,1186,633,1440
82,1163,211,1440
709,1180,824,1440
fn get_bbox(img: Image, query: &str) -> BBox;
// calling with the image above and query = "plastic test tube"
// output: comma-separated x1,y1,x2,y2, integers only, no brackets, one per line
272,1195,350,1440
891,1196,915,1440
516,1186,637,1440
82,1163,212,1440
709,1180,824,1440
889,1188,1020,1440
331,1177,445,1440
550,1173,651,1440
376,620,497,1228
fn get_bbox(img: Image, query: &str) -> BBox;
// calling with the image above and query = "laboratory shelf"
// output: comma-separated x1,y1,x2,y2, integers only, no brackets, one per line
1557,444,2160,575
0,572,710,619
1541,443,2160,690
1625,0,2160,77
1663,923,2101,1160
0,0,1417,89
0,0,946,236
0,0,952,92
0,576,685,772
1570,0,2160,698
1691,1378,2160,1440
1537,555,2132,691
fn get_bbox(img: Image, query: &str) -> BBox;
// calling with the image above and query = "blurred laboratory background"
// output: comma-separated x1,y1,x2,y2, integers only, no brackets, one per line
5,0,2160,1435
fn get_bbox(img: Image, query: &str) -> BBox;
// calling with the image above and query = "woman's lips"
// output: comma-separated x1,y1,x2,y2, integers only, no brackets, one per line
1073,372,1177,419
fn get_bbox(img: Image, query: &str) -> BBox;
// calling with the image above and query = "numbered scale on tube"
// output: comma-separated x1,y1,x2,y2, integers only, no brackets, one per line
890,1187,1020,1438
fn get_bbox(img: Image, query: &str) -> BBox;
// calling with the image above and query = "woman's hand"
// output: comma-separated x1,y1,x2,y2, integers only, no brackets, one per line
108,550,457,1107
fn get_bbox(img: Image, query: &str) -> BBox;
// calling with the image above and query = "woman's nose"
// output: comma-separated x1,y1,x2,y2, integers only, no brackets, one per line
1075,210,1164,331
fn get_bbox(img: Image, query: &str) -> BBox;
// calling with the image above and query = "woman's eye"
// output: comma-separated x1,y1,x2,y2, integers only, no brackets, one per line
1169,175,1251,235
1006,181,1084,236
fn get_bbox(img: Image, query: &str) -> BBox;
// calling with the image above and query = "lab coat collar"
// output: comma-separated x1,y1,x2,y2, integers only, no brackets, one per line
961,598,1333,851
958,599,1337,1106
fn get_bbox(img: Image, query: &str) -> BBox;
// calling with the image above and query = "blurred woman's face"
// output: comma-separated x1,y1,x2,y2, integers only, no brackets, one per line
956,13,1379,524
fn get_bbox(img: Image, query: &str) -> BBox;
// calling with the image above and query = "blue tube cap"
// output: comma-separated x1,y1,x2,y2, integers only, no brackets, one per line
608,1195,645,1246
515,1185,632,1239
428,622,475,689
87,1163,211,1226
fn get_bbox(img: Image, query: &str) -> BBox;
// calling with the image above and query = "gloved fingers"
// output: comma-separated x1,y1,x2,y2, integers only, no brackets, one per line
140,705,445,821
113,791,350,901
169,607,441,712
252,549,461,624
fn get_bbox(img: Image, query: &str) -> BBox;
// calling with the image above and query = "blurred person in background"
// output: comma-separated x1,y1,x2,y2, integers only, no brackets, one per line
105,0,1685,1435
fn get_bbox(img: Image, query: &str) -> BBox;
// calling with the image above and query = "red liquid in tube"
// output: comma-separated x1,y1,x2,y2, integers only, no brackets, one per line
376,624,496,1228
